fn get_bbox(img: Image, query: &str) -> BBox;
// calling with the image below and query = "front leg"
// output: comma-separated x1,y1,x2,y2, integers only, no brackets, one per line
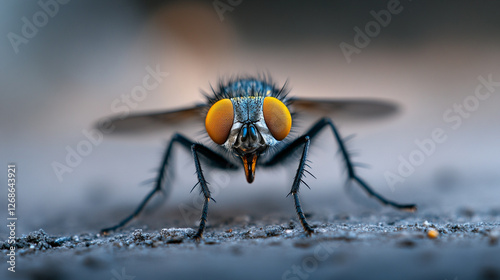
191,143,214,240
288,136,314,235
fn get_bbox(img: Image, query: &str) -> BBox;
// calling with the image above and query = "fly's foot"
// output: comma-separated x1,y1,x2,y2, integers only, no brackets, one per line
193,233,203,242
301,224,314,236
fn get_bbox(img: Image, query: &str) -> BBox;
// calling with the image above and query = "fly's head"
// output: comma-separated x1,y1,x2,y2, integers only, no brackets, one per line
204,81,292,183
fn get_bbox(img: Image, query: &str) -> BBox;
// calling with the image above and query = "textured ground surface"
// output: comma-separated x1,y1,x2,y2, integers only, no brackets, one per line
2,210,500,280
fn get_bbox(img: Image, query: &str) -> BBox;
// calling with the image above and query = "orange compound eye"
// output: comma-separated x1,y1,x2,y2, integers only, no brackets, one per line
205,99,234,145
263,97,291,141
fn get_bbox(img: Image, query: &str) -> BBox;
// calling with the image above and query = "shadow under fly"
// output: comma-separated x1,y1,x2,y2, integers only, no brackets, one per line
98,75,416,239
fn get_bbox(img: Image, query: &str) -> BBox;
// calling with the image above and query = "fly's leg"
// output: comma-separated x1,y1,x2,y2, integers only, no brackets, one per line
188,142,238,239
263,134,315,234
263,118,416,234
289,136,314,234
314,118,416,211
100,134,178,234
101,133,237,235
191,144,213,240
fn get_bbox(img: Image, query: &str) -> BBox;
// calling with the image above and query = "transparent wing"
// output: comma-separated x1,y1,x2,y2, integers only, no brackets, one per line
95,104,206,135
288,97,399,121
96,98,398,135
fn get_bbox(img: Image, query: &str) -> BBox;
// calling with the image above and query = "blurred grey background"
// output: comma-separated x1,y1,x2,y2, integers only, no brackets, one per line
1,0,500,237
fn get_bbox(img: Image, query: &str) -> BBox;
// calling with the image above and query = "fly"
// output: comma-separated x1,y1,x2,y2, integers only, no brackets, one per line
100,76,416,239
